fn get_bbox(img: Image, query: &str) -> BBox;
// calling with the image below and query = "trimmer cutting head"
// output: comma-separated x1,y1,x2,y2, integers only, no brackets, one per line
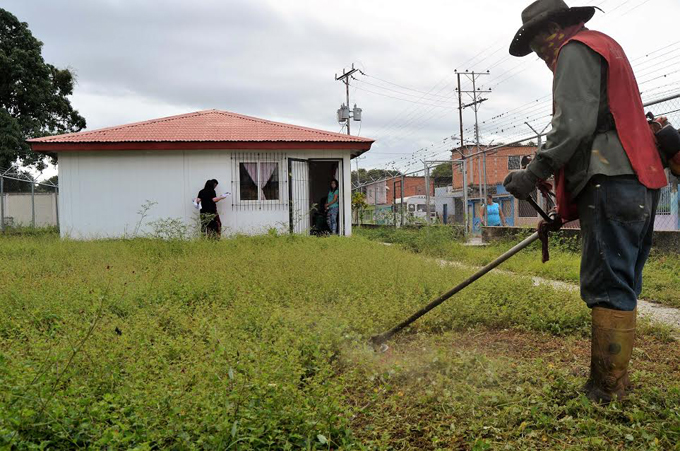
369,334,391,352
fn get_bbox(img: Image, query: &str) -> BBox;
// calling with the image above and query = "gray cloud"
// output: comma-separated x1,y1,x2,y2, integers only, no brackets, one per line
4,0,679,173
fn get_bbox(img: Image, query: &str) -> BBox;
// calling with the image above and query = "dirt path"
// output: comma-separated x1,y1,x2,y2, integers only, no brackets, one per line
434,258,680,334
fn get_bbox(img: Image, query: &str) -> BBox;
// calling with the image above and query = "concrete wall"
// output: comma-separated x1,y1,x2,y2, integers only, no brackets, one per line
365,181,387,205
434,187,455,223
57,149,353,239
452,146,536,189
1,193,58,227
386,177,435,205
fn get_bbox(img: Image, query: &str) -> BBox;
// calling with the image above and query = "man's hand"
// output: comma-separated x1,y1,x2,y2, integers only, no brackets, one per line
503,170,538,200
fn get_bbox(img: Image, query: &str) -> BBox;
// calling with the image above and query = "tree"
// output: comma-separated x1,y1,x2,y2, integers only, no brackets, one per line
36,174,57,192
431,163,454,188
0,167,34,192
0,8,86,170
351,191,368,225
431,163,453,179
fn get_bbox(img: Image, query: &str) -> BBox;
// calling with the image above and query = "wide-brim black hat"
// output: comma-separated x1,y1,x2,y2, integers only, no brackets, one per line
509,0,597,57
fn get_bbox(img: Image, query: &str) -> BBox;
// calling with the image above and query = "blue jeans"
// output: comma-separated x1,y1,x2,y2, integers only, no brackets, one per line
327,208,338,234
577,175,659,311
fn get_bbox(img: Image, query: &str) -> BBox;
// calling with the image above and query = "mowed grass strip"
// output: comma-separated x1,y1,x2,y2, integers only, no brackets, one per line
346,330,680,450
356,226,680,308
0,233,677,449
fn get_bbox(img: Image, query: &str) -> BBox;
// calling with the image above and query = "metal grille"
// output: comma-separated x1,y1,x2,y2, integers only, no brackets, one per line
518,190,538,217
288,159,310,234
657,185,672,215
454,198,464,224
230,152,288,212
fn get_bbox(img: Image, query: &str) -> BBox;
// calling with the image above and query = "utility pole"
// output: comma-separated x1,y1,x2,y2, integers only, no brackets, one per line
456,72,468,234
335,64,361,135
455,70,490,233
457,72,465,154
424,161,431,225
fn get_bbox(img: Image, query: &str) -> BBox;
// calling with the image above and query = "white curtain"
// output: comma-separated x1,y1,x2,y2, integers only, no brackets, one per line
243,163,258,190
259,162,277,200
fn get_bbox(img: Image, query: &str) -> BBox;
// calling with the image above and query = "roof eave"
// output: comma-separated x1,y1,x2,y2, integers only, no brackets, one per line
29,140,374,153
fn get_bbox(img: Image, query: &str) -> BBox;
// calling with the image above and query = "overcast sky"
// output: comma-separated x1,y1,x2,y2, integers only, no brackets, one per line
4,0,680,177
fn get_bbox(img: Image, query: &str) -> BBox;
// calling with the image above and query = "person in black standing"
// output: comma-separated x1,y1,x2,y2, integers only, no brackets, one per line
196,179,227,238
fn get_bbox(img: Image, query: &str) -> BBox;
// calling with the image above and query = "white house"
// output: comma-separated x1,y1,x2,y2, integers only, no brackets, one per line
28,110,374,238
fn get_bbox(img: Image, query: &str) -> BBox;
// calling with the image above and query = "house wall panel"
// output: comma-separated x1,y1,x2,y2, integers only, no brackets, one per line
57,149,354,238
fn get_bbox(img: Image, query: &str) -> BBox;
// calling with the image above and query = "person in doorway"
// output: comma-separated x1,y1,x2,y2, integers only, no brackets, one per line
503,0,667,403
325,179,340,234
479,194,505,227
312,196,329,236
196,179,227,238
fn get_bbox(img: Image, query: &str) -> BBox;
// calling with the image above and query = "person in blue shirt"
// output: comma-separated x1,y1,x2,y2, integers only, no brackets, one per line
325,179,340,234
480,194,506,227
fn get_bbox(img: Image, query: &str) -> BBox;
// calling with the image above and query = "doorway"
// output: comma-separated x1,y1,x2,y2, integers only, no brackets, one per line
309,160,342,235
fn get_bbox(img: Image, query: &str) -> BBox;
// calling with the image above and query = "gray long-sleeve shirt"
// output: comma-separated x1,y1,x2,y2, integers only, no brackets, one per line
526,41,634,197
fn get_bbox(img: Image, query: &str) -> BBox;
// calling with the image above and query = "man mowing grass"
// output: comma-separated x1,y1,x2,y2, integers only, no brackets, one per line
503,0,670,403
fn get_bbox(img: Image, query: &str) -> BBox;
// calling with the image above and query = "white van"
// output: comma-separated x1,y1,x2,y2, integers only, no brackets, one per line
394,195,436,221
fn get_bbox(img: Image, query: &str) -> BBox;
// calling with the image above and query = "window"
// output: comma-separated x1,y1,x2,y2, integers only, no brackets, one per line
239,162,279,201
416,204,427,212
408,204,416,212
508,155,521,170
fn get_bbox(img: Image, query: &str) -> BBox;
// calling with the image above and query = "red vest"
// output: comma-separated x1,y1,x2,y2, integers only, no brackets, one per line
553,30,667,221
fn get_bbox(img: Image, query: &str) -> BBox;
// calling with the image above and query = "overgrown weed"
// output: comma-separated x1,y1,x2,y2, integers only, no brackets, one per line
358,226,680,308
0,233,677,449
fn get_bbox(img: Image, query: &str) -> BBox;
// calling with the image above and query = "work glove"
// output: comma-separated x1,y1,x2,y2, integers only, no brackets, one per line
503,170,538,200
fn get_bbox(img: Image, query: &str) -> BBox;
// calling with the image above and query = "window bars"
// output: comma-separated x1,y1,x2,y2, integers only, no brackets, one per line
230,152,288,211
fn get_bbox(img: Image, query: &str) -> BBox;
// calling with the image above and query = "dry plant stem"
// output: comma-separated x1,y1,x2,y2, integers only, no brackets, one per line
38,290,107,414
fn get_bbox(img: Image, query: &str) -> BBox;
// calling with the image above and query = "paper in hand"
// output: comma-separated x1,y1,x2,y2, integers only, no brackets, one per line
192,200,201,209
222,192,232,197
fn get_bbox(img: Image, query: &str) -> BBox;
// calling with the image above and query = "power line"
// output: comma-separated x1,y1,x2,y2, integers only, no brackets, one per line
358,72,454,100
354,84,454,108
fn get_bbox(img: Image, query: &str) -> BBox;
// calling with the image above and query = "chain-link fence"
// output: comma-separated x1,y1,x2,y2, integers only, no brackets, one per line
0,167,59,233
352,92,680,235
645,94,680,232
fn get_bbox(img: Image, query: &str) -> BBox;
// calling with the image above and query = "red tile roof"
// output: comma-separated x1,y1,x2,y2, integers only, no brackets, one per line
28,109,374,153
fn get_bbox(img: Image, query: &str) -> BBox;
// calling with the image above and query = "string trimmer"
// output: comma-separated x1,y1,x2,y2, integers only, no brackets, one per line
370,192,560,350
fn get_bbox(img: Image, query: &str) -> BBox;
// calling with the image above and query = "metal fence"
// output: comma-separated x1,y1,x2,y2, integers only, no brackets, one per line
0,167,59,232
352,92,680,235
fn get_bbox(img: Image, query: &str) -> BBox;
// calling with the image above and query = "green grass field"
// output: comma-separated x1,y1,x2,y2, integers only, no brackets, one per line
356,226,680,308
1,232,679,449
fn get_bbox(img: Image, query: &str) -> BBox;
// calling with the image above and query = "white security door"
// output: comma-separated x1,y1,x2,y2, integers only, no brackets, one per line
288,158,310,234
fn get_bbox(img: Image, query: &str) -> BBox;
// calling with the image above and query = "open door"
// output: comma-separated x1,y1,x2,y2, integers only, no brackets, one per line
308,159,344,235
288,158,310,234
